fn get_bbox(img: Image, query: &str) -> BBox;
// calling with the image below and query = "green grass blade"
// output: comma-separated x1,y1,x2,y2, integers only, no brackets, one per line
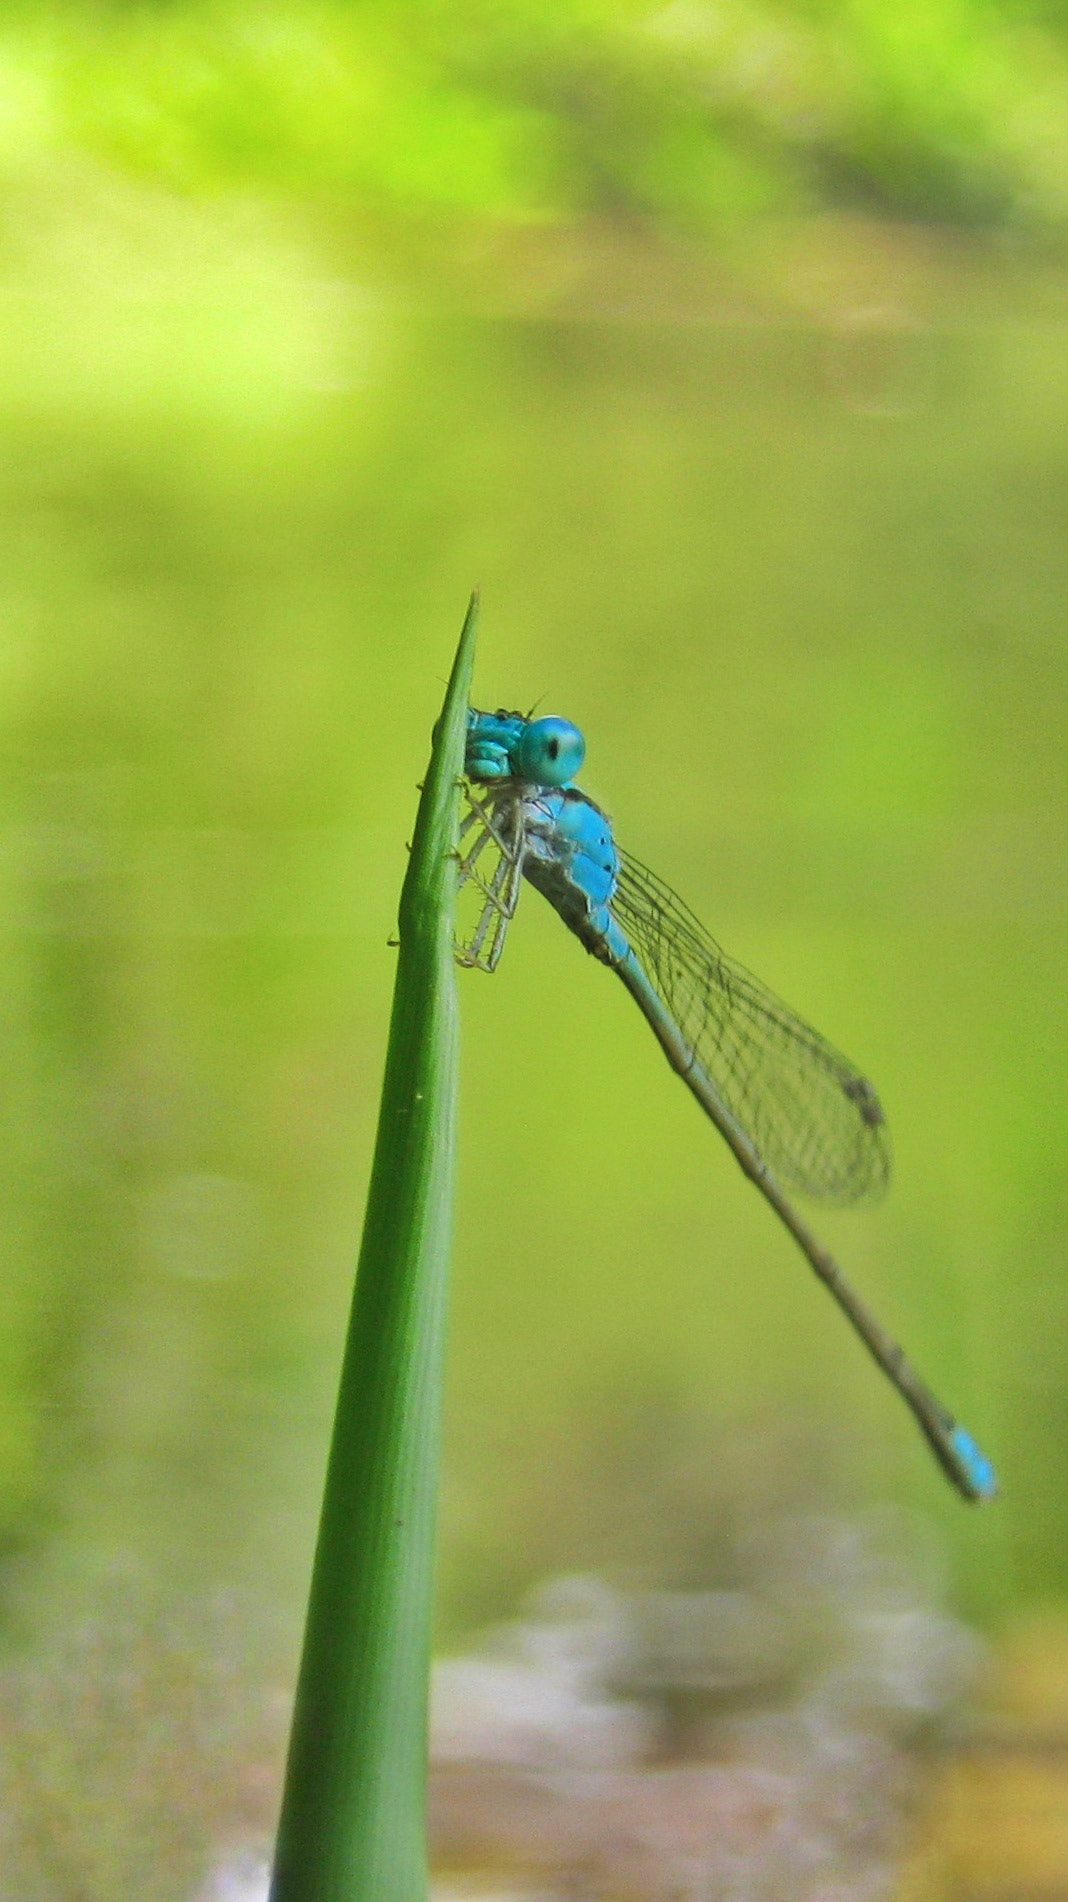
269,594,479,1902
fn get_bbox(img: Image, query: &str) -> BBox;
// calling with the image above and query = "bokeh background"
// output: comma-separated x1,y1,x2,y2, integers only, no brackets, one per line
0,3,1065,1898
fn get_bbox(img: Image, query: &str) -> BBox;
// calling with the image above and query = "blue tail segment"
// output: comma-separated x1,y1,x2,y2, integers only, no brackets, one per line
948,1424,999,1501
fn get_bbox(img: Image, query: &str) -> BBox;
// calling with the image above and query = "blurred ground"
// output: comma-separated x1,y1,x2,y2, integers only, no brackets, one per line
8,1515,1068,1900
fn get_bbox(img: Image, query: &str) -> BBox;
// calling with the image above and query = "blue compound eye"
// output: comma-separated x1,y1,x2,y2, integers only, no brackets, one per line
514,717,586,787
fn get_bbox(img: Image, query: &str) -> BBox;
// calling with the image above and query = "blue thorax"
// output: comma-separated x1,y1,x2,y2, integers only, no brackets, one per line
466,707,627,960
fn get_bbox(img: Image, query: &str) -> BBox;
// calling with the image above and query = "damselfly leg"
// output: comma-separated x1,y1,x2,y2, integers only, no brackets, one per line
456,785,526,971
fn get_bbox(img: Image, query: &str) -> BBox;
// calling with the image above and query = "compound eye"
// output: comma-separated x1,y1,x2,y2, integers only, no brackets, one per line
514,717,586,787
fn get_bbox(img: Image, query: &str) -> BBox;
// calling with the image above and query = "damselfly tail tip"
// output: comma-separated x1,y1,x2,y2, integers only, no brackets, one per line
949,1423,998,1503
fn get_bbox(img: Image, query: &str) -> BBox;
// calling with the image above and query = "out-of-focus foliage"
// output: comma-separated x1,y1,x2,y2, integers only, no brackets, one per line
5,0,1068,234
0,160,1057,1634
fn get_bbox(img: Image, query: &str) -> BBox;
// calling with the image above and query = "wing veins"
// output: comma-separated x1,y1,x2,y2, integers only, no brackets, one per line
614,850,891,1206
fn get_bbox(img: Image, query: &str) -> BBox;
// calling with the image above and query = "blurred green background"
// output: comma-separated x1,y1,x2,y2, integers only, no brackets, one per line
0,1,1065,1894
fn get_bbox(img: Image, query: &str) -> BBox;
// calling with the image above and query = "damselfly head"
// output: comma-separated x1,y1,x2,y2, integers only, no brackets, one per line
514,716,585,787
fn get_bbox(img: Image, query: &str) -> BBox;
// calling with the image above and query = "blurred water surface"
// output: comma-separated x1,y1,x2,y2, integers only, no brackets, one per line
0,167,1064,1896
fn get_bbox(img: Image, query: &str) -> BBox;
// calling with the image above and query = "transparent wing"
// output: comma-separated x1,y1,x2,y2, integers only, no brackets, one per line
455,784,526,972
613,851,891,1206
